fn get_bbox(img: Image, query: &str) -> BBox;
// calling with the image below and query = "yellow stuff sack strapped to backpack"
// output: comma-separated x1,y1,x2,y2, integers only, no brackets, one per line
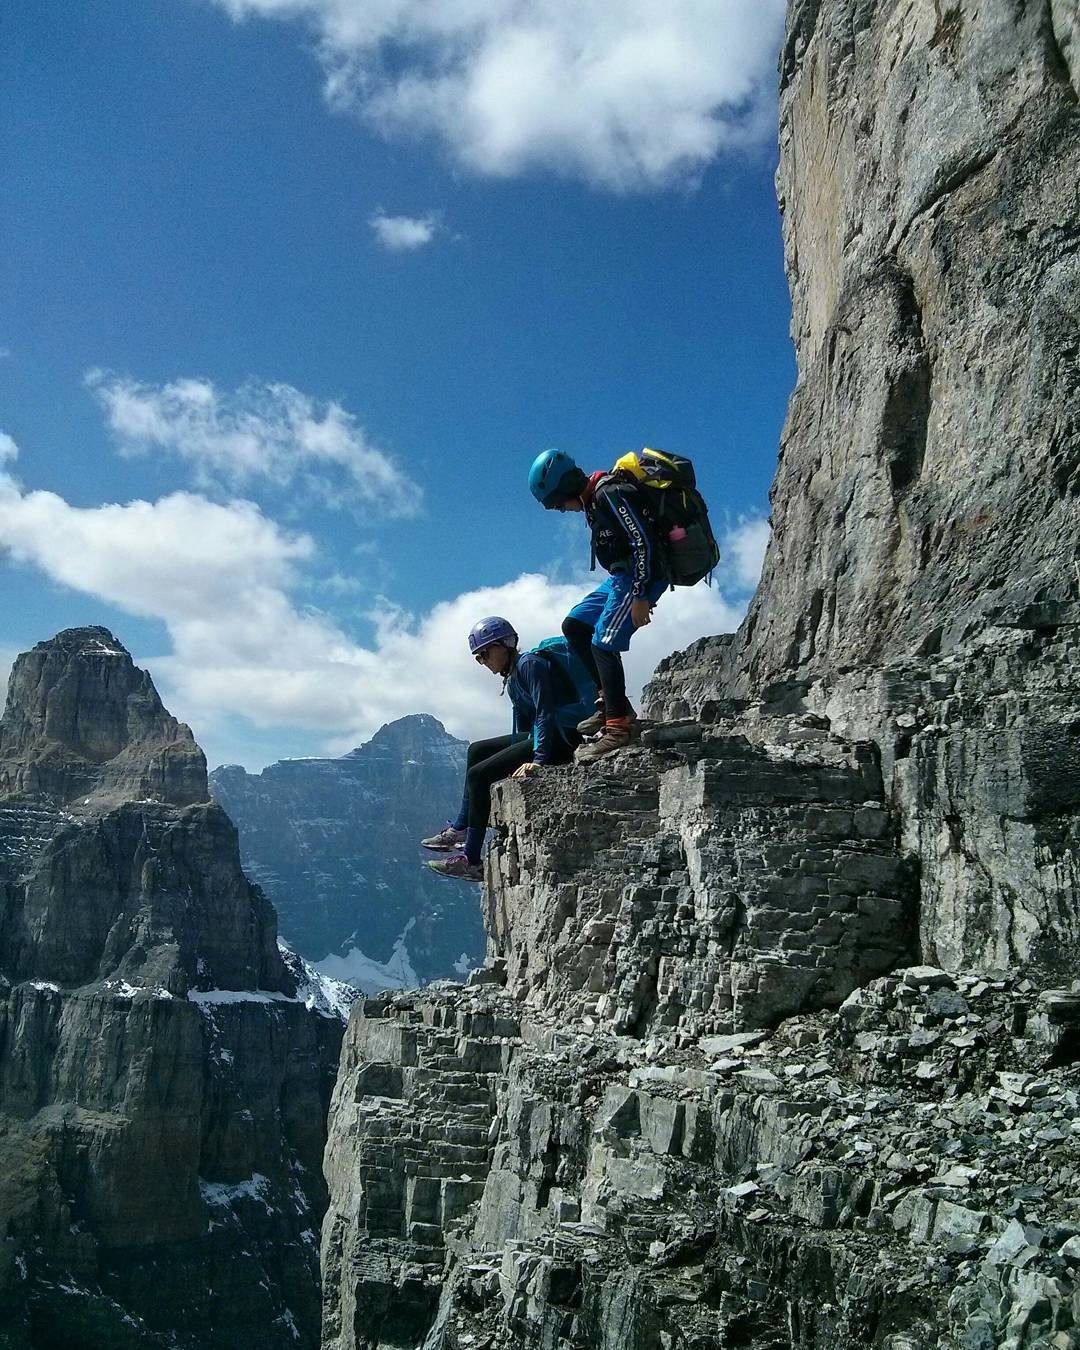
614,448,677,487
610,447,720,586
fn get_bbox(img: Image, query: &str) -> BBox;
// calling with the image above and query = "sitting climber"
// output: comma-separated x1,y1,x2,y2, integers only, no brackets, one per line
421,616,593,881
529,447,668,763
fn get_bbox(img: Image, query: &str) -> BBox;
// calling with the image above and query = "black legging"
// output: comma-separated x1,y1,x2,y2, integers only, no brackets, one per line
562,617,629,718
463,732,577,830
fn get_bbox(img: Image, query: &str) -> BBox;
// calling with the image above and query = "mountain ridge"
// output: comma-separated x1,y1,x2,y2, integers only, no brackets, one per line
208,713,485,990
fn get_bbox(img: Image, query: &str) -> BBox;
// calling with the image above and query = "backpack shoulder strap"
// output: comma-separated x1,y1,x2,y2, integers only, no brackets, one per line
587,472,623,570
528,645,581,708
597,468,662,534
590,471,615,501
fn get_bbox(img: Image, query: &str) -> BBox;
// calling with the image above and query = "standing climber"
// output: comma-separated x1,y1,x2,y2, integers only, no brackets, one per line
529,448,669,763
420,617,593,881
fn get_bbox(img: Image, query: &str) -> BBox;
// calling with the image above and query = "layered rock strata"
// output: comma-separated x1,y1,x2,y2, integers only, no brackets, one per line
643,0,1080,975
321,989,521,1350
0,625,207,811
210,716,483,988
647,538,1080,990
324,965,1080,1349
321,3,1080,1346
0,628,348,1350
486,729,914,1032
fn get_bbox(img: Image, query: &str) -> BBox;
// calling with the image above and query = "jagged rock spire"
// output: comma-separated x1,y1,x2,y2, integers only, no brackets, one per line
0,627,340,1347
0,625,207,810
0,626,286,992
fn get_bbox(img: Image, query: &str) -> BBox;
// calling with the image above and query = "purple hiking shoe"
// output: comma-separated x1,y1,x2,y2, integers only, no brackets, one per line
426,852,484,883
420,823,468,851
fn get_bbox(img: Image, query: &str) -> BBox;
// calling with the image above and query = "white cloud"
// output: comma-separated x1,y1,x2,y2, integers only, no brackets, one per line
0,432,17,465
0,447,746,756
170,569,744,754
0,490,316,636
85,372,420,517
370,211,440,251
723,517,770,592
214,0,785,191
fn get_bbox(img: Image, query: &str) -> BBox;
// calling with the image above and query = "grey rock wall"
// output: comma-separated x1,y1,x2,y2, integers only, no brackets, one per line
751,0,1080,686
647,571,1080,989
0,629,347,1349
323,965,1080,1349
643,0,1080,979
321,989,519,1350
320,3,1080,1347
486,732,914,1033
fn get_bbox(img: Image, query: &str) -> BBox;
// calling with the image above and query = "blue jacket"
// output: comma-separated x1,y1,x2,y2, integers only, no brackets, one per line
507,651,580,765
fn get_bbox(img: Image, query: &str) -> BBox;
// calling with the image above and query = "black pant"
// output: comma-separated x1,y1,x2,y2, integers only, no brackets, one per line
463,732,577,830
562,617,629,718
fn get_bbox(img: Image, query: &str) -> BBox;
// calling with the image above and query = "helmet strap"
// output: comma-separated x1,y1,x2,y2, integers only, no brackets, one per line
500,646,518,697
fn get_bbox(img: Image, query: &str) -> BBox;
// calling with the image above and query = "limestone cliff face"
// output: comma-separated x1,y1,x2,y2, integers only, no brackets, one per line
320,739,1079,1349
209,715,483,989
485,733,913,1032
0,629,348,1350
324,970,1080,1349
746,0,1079,686
646,0,1080,982
320,6,1080,1349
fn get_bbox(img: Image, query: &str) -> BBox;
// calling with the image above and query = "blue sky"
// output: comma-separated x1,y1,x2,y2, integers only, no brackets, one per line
1,0,794,770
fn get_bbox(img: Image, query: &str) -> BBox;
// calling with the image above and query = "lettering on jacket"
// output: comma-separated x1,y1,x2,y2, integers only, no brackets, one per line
587,479,660,597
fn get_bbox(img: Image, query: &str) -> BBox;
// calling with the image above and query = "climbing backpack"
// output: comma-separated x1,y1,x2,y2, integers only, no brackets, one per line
611,447,720,586
529,636,597,733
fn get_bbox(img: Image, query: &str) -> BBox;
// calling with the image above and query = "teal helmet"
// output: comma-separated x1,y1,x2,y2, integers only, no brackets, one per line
528,448,587,509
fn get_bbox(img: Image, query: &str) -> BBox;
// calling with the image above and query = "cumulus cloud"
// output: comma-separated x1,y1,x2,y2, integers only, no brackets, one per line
213,0,786,190
0,432,17,465
85,372,420,516
723,516,770,592
0,442,746,756
316,571,745,753
0,467,316,645
370,211,441,251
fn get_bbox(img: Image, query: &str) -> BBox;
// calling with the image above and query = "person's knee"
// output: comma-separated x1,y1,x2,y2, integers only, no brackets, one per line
563,615,592,643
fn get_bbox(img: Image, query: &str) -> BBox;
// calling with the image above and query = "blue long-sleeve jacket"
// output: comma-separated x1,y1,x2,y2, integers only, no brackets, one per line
507,651,575,765
586,477,663,597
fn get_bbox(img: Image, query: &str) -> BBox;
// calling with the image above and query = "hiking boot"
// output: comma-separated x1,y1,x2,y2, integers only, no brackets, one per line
574,722,632,764
420,822,467,851
577,702,636,737
426,853,484,883
577,700,605,736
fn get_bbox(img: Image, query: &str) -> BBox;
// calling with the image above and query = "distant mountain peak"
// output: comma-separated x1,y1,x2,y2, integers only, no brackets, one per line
0,627,207,810
206,711,482,988
345,713,466,759
40,625,129,658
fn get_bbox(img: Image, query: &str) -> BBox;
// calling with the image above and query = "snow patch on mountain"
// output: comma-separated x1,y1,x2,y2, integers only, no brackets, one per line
315,924,420,994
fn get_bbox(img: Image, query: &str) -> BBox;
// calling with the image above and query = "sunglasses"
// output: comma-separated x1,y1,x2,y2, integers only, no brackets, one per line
474,647,495,664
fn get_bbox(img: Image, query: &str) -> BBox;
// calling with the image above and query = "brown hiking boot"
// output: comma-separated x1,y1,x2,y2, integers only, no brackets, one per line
574,720,632,764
